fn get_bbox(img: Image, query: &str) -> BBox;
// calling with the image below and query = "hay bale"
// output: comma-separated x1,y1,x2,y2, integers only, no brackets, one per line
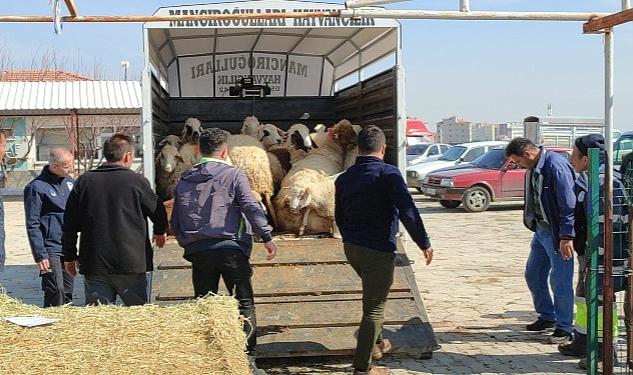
0,293,250,375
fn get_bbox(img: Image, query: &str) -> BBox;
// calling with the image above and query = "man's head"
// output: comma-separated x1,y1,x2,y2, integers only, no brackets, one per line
0,132,6,160
571,134,605,173
48,148,74,177
505,137,540,169
198,128,229,160
103,134,135,168
357,125,386,158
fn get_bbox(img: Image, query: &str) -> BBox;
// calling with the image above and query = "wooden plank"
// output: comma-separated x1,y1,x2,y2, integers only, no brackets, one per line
64,0,79,17
256,291,414,304
257,299,423,329
256,324,438,358
583,8,633,33
153,264,412,300
156,238,349,269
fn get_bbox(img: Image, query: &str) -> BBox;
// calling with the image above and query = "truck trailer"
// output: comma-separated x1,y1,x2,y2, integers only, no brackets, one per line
142,0,438,358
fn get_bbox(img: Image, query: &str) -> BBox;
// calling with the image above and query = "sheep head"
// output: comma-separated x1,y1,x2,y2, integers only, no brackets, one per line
286,185,312,214
257,123,285,148
328,119,357,150
287,124,312,152
156,144,183,173
158,135,182,149
242,115,260,136
182,118,202,144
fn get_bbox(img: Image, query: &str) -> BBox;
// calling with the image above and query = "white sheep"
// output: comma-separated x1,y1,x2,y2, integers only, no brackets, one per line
309,124,327,149
241,115,260,137
278,169,337,236
182,117,202,144
227,134,278,228
285,123,312,153
257,123,285,149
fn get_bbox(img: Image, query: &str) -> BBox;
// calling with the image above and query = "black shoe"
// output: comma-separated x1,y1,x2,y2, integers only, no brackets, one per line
558,341,585,357
526,318,555,331
248,355,266,375
548,328,572,344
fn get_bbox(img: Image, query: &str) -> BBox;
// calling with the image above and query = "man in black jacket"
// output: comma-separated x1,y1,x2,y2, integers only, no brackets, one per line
24,148,75,307
63,134,168,306
335,126,433,375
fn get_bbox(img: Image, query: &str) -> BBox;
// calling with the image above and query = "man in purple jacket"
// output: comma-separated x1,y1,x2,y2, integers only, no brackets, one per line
171,127,277,375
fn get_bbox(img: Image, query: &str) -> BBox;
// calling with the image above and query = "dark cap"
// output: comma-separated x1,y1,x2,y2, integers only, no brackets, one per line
574,134,605,157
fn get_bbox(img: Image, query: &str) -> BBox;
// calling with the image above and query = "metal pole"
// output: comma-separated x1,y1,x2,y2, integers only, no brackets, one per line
345,0,411,8
339,9,609,21
628,207,633,369
460,0,470,13
603,29,615,375
624,0,631,10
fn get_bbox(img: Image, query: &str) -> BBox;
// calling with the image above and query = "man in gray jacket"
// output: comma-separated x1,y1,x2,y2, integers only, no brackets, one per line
171,127,277,375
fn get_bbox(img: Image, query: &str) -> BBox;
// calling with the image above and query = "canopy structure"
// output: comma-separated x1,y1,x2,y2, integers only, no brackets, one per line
144,1,400,97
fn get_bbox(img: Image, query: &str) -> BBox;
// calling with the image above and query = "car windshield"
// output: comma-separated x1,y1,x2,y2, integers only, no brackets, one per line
439,146,466,161
472,149,507,169
406,144,430,156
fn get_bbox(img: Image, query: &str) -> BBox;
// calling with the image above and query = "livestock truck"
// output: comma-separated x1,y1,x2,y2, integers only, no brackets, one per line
142,0,437,358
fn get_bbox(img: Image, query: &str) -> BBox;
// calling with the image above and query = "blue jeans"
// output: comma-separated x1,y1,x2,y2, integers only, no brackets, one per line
525,225,574,333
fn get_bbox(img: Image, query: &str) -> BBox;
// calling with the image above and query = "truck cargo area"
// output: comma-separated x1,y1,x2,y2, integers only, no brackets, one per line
144,0,438,358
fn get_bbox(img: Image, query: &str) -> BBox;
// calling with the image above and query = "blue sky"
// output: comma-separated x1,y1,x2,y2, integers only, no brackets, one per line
1,1,632,130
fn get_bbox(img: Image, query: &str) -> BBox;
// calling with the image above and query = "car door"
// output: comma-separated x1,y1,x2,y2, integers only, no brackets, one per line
500,160,526,197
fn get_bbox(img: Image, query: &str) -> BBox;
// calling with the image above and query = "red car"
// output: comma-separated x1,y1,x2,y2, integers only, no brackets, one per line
419,147,571,212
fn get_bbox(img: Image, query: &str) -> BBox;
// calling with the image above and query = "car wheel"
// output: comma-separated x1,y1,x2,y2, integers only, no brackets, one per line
462,186,491,212
439,200,461,209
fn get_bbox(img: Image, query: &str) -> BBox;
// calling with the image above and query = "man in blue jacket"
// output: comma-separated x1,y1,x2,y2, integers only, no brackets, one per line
506,137,577,343
24,148,75,307
171,128,277,375
335,126,433,375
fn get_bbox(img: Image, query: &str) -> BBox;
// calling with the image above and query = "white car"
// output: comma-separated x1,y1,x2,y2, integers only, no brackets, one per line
406,143,451,166
406,141,508,190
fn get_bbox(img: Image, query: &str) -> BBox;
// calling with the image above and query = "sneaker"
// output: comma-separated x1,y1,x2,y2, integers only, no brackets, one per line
352,366,391,375
372,339,393,360
558,341,585,357
248,355,266,375
547,329,572,344
526,318,555,332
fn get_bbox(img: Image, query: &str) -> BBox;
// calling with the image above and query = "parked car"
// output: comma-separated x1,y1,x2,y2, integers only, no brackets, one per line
406,141,508,190
419,146,571,212
406,143,451,166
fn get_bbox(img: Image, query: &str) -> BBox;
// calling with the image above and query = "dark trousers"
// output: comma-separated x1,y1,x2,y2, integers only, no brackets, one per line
84,273,148,306
41,255,74,307
344,242,395,372
190,249,257,355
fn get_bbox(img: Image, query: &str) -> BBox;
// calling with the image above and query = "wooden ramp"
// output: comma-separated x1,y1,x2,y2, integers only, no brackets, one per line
152,237,439,358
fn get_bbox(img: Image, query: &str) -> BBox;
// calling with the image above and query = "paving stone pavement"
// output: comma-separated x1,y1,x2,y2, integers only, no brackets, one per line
0,195,585,374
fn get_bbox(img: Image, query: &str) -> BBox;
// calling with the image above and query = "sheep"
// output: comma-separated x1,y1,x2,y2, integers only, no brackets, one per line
158,135,182,149
275,198,336,236
181,117,202,144
257,123,285,149
227,134,278,228
285,123,312,153
309,124,327,149
155,141,189,201
278,169,337,236
241,115,260,137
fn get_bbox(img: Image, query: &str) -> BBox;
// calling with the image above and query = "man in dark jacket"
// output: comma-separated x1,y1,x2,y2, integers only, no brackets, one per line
335,126,433,375
171,128,277,375
506,137,576,343
24,148,75,307
0,132,6,272
63,134,167,306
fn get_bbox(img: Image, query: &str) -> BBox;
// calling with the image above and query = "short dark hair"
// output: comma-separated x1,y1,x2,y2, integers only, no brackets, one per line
103,134,134,162
199,128,228,155
505,137,536,157
358,125,385,154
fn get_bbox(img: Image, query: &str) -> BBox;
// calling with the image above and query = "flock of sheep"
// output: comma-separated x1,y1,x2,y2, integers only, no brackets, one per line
155,116,361,237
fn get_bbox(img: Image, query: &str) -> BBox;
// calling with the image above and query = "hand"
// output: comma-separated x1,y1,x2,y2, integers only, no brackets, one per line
153,233,167,249
64,260,79,277
560,239,574,260
264,241,278,261
422,247,433,265
37,259,50,273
